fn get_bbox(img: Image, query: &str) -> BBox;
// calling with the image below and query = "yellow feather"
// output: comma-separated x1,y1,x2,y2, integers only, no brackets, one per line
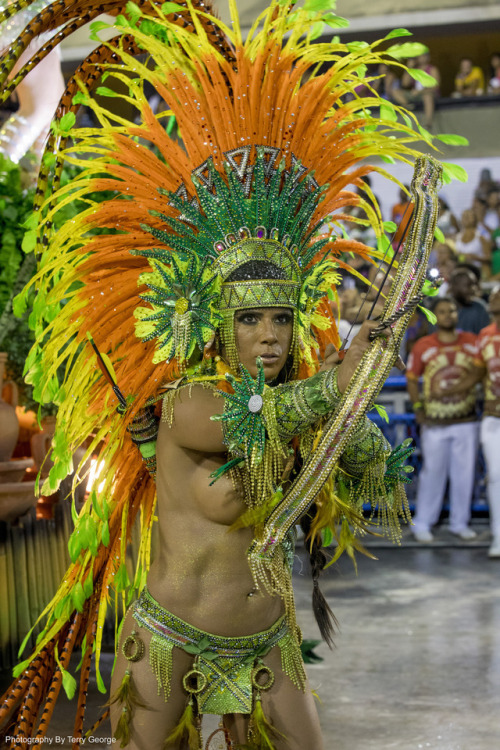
249,694,286,750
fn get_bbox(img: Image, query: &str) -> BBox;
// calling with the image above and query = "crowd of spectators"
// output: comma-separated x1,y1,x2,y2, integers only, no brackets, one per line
334,168,500,555
362,50,500,130
337,168,500,316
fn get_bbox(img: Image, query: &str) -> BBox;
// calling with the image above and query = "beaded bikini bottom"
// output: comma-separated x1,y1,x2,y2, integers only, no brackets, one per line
131,587,306,714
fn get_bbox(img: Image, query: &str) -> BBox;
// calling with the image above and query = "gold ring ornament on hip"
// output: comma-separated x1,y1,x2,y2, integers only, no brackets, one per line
122,630,145,662
251,664,275,691
182,668,208,695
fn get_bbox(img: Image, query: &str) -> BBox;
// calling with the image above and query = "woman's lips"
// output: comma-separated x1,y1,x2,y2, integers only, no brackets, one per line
259,353,280,363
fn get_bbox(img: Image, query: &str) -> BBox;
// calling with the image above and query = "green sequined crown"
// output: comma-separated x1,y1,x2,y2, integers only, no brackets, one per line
135,145,336,366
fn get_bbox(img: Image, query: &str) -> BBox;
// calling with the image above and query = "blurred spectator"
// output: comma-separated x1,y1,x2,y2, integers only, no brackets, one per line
359,174,381,214
429,240,458,296
449,265,490,333
472,196,489,235
406,297,480,542
391,186,410,224
394,56,417,99
372,63,400,101
351,63,378,100
392,52,440,129
337,267,389,347
454,208,492,276
474,168,499,202
338,287,365,348
405,308,430,357
345,252,374,291
482,189,500,233
436,196,459,238
487,52,500,94
365,265,393,310
477,288,500,557
352,64,400,102
491,224,500,279
453,57,485,97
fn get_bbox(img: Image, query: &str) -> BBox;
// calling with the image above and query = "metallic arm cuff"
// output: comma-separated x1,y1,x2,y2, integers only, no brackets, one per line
264,366,343,441
127,406,159,478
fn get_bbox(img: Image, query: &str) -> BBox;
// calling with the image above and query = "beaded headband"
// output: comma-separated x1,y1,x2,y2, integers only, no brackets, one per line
216,238,301,312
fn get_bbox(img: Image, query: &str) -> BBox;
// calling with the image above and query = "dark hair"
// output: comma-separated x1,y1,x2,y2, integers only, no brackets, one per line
226,260,287,282
432,295,457,313
300,507,338,647
452,262,480,282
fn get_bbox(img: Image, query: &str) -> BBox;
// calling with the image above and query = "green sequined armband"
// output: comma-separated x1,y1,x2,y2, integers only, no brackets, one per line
267,365,343,441
213,361,344,460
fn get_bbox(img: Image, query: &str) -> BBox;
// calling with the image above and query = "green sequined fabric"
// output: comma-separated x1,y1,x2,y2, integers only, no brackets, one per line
265,366,344,442
337,417,391,478
214,364,344,461
132,588,306,714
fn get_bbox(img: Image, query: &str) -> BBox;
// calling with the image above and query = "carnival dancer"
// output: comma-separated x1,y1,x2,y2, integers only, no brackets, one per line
0,1,445,747
407,297,480,542
452,287,500,557
476,288,500,557
112,304,391,749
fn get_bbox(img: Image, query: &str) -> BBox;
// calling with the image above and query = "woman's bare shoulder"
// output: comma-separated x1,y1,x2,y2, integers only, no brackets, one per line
159,382,226,453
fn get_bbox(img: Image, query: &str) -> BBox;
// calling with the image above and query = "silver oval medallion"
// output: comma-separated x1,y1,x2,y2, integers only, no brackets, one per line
248,394,263,413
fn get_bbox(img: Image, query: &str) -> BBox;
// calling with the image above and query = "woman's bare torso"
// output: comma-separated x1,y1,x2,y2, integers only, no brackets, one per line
147,386,284,636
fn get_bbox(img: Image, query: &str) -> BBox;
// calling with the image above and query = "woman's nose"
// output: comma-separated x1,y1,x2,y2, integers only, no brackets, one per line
260,320,278,343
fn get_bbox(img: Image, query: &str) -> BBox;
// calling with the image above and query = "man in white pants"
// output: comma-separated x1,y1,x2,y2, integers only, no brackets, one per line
407,297,481,542
476,289,500,557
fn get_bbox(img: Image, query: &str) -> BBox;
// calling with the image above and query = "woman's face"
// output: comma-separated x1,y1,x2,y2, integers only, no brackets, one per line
233,307,293,380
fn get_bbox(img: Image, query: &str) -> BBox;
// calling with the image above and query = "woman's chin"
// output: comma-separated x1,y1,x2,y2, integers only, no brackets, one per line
261,361,284,381
238,356,285,380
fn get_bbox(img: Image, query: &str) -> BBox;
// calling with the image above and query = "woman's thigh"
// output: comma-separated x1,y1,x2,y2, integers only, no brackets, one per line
109,609,195,750
223,644,324,750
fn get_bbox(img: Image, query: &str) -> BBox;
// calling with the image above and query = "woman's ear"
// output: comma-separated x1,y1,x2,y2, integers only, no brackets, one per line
205,330,225,359
203,334,217,359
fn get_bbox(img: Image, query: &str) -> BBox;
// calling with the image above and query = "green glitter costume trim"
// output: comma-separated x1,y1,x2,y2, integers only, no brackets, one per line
215,364,347,459
131,588,305,714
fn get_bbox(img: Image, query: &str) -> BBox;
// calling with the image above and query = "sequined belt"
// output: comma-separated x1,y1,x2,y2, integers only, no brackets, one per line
131,587,305,714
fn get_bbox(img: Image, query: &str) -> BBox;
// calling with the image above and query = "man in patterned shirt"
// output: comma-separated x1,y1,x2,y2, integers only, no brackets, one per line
406,297,481,542
476,288,500,556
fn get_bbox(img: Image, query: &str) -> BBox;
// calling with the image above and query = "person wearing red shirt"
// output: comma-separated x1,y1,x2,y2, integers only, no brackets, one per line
406,297,480,542
476,288,500,556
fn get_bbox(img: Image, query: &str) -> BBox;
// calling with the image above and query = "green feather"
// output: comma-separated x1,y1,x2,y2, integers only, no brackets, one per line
209,456,245,485
164,698,200,750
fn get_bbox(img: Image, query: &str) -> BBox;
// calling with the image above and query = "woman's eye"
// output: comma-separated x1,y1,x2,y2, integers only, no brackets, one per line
238,314,257,324
276,314,292,325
